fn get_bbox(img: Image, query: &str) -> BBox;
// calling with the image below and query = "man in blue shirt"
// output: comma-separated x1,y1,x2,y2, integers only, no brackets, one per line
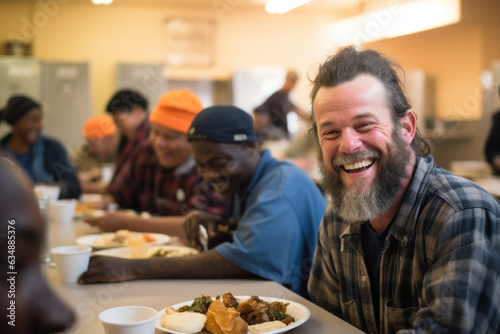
79,105,326,297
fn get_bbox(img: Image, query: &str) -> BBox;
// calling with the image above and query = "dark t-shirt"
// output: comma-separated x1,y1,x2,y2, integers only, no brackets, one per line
256,91,296,135
362,221,392,327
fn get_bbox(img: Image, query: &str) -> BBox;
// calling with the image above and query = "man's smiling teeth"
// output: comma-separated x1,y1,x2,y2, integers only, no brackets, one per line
343,159,374,171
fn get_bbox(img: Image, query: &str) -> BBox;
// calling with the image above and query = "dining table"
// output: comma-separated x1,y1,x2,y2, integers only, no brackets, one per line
44,215,364,334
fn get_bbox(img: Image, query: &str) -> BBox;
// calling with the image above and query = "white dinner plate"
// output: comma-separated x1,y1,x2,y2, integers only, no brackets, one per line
76,232,171,250
156,295,311,334
93,245,199,258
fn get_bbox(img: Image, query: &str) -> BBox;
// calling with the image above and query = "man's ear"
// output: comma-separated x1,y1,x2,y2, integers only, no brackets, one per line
400,110,417,144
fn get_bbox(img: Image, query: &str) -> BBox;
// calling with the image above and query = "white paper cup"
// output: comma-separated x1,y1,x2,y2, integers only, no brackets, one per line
99,306,158,334
102,164,115,183
34,185,61,203
50,199,77,224
51,245,91,283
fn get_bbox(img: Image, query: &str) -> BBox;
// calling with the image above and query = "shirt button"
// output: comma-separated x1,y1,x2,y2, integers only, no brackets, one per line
362,275,367,282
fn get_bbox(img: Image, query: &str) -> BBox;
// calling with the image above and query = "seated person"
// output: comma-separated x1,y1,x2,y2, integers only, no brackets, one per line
0,153,75,334
0,95,81,199
105,89,150,181
484,85,500,175
84,90,224,240
79,105,327,297
307,46,500,333
71,114,118,194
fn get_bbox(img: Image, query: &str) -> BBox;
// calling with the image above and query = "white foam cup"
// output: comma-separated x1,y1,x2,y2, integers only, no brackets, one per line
102,164,115,183
50,199,77,224
99,306,158,334
50,245,91,283
34,185,61,203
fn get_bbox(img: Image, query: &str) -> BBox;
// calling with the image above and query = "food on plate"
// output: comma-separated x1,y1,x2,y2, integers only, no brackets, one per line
248,321,287,333
163,306,207,333
161,293,297,334
82,209,105,219
205,299,248,334
234,295,294,326
93,229,157,247
150,246,199,258
83,208,137,219
177,295,213,313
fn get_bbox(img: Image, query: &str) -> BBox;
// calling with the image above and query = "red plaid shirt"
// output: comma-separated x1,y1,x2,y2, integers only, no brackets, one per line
107,141,224,216
112,119,151,181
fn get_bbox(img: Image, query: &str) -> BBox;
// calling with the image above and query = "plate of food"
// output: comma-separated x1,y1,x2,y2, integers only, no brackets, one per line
93,245,199,259
76,230,171,249
156,293,311,334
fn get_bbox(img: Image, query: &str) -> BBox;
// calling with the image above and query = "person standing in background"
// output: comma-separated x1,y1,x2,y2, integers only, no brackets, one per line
105,89,150,180
254,69,309,138
71,114,118,193
484,85,500,175
0,95,81,199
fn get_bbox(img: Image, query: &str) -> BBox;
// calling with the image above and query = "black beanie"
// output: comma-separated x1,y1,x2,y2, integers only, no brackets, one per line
0,95,41,126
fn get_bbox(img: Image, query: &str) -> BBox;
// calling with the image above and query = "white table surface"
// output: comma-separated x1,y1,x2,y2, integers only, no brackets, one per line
45,219,364,334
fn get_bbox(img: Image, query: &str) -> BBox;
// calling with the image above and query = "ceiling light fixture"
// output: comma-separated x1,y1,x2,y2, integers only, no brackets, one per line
265,0,312,14
328,0,460,47
91,0,113,5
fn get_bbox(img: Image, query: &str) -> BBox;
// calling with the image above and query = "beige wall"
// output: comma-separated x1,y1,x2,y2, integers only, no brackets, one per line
1,0,500,167
367,24,483,121
0,1,332,114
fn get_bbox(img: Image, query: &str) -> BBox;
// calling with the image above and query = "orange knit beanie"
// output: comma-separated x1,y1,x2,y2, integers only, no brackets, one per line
82,114,116,139
149,89,203,134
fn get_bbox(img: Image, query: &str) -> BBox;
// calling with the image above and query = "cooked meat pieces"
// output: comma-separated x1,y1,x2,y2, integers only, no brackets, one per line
221,292,240,309
237,297,270,325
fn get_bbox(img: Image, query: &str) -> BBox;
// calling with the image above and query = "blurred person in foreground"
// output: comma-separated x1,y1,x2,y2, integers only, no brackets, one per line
307,46,500,333
0,95,81,199
79,105,326,297
71,114,118,193
84,90,224,240
105,89,150,182
484,85,500,175
0,153,75,334
254,69,310,138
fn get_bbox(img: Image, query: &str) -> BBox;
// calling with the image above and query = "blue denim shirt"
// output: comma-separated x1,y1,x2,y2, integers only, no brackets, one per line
215,150,326,297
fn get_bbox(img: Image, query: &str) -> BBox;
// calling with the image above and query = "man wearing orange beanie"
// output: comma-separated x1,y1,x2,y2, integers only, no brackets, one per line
84,90,224,241
71,114,118,193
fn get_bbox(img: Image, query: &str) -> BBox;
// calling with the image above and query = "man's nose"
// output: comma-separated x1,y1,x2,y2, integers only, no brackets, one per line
338,128,362,154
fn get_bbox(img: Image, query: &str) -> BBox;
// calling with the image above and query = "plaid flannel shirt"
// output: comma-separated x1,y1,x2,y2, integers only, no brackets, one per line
308,155,500,334
107,141,224,216
112,119,151,180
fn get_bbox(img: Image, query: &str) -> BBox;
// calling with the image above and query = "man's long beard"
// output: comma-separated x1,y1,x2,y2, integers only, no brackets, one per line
319,130,411,224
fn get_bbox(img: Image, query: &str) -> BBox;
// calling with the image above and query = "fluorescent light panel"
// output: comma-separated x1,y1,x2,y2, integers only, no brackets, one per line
265,0,312,14
92,0,113,4
328,0,460,46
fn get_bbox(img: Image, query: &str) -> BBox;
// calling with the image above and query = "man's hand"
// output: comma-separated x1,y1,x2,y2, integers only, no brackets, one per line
83,211,132,232
183,211,224,251
78,256,138,284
